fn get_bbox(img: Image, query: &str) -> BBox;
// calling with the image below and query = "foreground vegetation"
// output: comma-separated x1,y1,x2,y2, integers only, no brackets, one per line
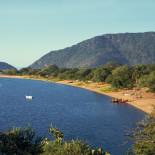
133,110,155,155
0,126,109,155
1,63,155,92
1,113,155,155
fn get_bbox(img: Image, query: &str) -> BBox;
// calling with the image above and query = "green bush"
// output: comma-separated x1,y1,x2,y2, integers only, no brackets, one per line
91,67,111,82
137,75,148,88
131,64,151,85
45,126,108,155
0,127,43,155
147,71,155,92
110,66,133,88
76,69,93,81
42,140,92,155
133,113,155,155
38,65,59,77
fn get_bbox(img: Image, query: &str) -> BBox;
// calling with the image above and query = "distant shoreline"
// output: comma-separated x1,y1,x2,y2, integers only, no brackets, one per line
1,74,154,114
0,75,23,78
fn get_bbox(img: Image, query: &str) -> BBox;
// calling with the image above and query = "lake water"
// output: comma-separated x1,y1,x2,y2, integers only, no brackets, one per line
0,78,145,155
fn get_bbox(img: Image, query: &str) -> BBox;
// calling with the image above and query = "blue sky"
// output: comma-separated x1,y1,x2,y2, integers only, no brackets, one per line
0,0,155,67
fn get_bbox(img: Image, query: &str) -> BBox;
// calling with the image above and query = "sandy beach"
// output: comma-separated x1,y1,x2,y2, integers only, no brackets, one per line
1,74,155,114
56,80,155,114
0,75,24,78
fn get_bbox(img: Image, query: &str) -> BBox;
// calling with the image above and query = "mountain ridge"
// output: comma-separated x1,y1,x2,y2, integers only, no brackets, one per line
31,32,155,69
0,62,16,70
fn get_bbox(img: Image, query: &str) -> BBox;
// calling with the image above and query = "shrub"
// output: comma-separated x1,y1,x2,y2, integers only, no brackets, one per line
133,111,155,155
110,66,133,88
147,71,155,92
42,140,92,155
92,67,111,82
0,127,43,155
137,75,148,88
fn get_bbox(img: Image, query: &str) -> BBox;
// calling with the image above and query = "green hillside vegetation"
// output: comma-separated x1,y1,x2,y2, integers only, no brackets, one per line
31,32,155,69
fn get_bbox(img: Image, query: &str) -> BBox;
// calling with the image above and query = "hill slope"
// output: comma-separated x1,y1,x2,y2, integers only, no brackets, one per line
31,32,155,69
0,62,16,70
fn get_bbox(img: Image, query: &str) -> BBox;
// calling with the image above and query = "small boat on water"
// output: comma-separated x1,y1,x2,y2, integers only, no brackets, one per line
25,96,33,100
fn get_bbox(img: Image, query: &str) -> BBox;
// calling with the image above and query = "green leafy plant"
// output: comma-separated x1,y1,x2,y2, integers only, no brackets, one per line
133,110,155,155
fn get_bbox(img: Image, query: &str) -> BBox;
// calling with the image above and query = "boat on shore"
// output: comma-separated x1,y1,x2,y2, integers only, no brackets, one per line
112,98,129,104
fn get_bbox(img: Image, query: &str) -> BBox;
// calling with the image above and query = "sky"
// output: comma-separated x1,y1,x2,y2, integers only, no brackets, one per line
0,0,155,68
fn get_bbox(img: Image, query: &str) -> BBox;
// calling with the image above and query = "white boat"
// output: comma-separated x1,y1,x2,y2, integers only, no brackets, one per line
25,96,33,100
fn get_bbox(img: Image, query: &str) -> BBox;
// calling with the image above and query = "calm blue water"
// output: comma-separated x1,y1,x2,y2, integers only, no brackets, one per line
0,78,145,155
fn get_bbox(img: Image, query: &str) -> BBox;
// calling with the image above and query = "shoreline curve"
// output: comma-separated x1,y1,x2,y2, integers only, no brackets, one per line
0,74,154,114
